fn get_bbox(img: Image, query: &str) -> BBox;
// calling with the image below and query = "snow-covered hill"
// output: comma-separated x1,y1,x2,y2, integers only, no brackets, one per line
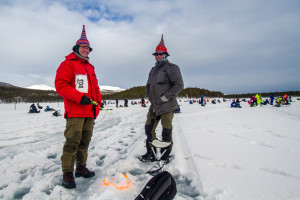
25,84,125,94
100,85,125,94
26,85,56,91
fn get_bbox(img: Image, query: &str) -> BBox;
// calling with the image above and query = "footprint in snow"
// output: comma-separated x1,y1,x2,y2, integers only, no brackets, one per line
13,187,31,199
96,155,106,166
174,174,202,199
251,140,275,149
257,167,300,180
208,162,243,170
47,153,57,159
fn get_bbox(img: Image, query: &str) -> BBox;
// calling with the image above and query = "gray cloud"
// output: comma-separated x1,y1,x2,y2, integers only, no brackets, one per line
0,0,299,94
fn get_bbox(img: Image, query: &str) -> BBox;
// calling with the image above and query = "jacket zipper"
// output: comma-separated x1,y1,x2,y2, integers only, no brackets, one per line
83,63,96,119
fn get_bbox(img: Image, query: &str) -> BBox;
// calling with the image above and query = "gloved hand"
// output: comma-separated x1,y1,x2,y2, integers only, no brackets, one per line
80,95,91,105
160,95,169,102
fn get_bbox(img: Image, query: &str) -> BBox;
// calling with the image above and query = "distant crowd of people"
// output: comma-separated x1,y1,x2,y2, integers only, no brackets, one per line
182,93,294,109
247,93,292,107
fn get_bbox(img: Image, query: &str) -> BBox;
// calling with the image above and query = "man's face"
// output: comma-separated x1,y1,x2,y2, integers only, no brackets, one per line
79,45,90,57
154,53,165,61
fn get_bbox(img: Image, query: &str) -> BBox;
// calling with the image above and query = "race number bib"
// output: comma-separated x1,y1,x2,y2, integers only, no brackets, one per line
75,74,88,93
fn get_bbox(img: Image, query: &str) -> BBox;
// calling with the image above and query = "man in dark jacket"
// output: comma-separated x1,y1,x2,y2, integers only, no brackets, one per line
139,35,184,163
55,25,102,189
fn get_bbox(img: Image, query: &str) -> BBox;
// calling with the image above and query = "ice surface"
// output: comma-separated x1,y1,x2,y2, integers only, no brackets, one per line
0,98,300,200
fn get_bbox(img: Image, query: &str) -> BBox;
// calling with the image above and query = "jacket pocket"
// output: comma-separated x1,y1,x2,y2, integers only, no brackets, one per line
156,95,165,105
156,71,168,84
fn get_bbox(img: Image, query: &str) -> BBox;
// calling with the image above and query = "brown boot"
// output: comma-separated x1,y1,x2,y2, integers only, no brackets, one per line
75,165,95,178
62,172,76,189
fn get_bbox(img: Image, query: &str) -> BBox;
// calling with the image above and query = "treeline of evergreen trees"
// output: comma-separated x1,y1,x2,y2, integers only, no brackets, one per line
103,86,224,100
103,86,146,100
178,87,223,98
103,86,300,100
0,86,63,103
1,85,299,103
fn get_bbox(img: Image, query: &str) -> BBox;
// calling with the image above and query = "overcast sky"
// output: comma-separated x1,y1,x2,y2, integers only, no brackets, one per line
0,0,299,94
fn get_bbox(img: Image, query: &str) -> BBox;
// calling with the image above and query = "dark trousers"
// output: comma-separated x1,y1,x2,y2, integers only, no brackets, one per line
61,117,94,172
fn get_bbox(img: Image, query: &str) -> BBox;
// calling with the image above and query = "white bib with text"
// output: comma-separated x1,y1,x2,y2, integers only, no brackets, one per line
75,74,88,93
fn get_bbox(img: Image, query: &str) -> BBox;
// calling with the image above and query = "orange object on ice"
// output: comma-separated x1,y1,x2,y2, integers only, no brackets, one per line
103,173,130,190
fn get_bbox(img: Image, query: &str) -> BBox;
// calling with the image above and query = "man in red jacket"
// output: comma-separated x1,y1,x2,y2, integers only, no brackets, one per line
55,25,102,189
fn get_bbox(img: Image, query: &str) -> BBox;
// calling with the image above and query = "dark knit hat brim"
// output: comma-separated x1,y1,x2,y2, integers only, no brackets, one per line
72,45,93,52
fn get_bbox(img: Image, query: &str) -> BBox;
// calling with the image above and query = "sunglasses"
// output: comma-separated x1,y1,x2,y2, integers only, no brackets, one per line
154,53,165,56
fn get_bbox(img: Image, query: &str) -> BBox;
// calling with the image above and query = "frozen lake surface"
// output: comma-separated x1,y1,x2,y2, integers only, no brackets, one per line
0,98,300,200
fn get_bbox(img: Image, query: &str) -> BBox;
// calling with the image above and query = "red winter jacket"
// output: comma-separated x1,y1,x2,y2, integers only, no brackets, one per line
55,52,102,119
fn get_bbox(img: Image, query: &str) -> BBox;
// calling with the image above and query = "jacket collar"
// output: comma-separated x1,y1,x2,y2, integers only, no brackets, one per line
155,60,169,67
65,52,89,63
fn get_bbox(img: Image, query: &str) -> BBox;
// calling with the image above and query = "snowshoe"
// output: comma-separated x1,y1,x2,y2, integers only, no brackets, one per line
138,153,156,162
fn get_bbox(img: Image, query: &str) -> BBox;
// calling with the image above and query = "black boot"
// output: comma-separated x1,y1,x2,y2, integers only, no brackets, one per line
139,141,156,162
75,165,95,178
62,172,76,189
160,145,172,164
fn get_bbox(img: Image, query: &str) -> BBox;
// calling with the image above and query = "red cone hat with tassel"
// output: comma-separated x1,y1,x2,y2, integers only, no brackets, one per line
153,34,169,56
